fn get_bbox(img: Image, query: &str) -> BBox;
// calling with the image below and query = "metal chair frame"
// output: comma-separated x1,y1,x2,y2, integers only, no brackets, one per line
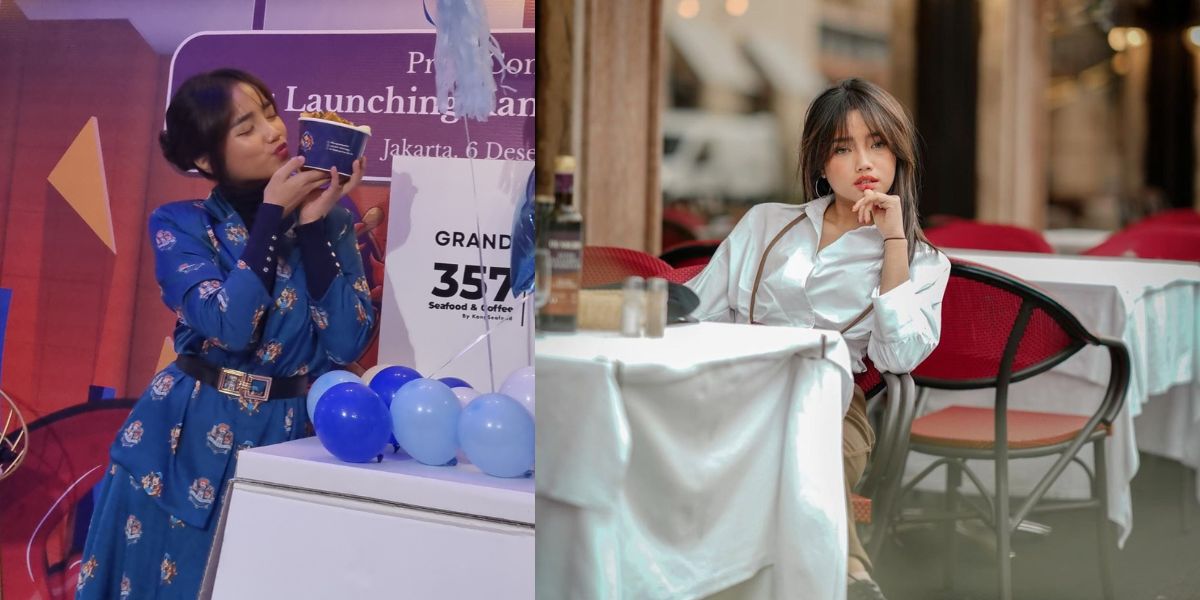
856,372,919,559
879,261,1130,600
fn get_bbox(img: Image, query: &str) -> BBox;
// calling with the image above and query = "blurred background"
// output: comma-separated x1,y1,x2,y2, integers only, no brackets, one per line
537,0,1200,255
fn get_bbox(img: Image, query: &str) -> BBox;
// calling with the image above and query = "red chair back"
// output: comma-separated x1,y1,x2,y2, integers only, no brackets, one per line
581,246,672,288
663,206,707,231
900,261,1131,599
663,264,706,284
913,260,1091,388
1127,208,1200,231
1082,226,1200,262
925,221,1055,254
662,207,705,250
0,400,134,600
855,358,884,399
660,240,721,268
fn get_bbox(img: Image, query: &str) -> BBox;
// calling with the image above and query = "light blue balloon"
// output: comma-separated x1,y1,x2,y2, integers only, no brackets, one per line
369,365,422,448
499,366,535,421
390,378,461,466
438,377,472,390
459,393,535,478
308,370,362,422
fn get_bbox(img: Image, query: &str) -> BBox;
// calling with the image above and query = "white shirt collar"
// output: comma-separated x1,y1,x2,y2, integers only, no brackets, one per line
803,195,834,239
802,194,882,242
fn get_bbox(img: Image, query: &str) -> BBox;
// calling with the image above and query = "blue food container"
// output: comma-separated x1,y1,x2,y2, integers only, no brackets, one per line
297,117,370,181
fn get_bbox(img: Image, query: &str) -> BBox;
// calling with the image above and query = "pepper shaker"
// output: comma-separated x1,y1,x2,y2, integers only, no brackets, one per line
621,276,646,337
645,277,668,338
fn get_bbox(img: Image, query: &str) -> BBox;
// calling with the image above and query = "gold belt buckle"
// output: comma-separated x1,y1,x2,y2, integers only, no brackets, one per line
217,368,272,403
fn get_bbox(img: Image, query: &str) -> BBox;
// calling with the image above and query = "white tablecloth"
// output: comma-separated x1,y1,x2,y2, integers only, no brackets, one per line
537,323,854,600
201,437,534,599
910,250,1200,545
1043,228,1112,254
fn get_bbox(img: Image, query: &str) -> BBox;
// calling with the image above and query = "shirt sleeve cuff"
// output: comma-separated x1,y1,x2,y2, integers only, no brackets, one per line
240,203,286,292
297,218,340,300
871,279,918,340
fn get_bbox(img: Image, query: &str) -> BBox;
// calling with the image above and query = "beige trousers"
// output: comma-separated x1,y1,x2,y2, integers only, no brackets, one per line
843,384,876,572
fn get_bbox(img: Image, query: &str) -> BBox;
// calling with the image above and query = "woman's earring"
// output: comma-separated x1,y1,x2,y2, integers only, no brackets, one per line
814,176,832,198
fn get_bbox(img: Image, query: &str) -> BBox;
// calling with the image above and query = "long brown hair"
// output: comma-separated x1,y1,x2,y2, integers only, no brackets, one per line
797,78,932,263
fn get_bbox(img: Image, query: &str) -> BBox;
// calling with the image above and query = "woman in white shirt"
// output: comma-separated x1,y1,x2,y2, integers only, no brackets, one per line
686,78,950,600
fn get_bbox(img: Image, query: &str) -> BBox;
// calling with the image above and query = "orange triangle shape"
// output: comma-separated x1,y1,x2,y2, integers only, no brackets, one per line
48,117,116,254
155,336,178,373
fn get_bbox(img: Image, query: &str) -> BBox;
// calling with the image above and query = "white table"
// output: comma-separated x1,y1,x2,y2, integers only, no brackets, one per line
910,249,1200,545
537,323,854,600
200,437,534,599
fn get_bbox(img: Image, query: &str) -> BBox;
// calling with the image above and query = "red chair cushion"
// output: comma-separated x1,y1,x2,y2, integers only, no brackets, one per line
911,406,1109,450
851,493,872,524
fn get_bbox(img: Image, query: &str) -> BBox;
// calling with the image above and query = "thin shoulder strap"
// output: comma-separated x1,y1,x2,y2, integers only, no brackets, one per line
839,303,874,335
747,211,873,333
748,212,808,324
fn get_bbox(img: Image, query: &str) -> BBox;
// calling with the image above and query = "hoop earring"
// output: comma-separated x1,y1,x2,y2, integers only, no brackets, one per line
814,176,833,198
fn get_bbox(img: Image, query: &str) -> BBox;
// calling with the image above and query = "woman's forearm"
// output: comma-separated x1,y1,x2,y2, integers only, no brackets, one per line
879,239,910,294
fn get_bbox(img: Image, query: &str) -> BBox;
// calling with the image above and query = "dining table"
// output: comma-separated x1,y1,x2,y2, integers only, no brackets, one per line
536,322,855,600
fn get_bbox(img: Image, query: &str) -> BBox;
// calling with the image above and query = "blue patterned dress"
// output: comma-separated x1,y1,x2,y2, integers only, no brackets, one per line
75,189,374,599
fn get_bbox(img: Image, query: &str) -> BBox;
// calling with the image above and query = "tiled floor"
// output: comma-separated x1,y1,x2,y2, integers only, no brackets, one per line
876,453,1200,600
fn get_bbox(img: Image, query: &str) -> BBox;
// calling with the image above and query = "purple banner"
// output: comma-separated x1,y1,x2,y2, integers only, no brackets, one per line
170,30,534,180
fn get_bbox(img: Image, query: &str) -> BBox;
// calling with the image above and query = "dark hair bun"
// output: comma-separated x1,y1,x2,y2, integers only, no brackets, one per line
158,128,193,174
157,68,277,182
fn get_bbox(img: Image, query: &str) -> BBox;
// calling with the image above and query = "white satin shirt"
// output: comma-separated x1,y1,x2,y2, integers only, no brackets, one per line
685,196,951,375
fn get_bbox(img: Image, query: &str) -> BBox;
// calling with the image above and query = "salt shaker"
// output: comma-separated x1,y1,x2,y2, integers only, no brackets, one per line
621,276,646,337
645,277,668,338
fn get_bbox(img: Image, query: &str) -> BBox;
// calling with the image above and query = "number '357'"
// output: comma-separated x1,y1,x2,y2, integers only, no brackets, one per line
431,263,512,302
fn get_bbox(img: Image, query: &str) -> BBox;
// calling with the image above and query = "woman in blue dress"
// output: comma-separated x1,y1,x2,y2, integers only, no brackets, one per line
75,68,374,599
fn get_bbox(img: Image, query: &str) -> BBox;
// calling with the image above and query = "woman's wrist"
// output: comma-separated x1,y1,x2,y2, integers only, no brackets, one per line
263,197,299,217
296,220,339,298
240,204,286,292
297,201,330,225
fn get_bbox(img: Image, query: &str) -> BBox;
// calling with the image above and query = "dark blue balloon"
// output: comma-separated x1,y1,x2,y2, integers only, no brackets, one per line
437,377,473,390
369,366,422,448
307,370,361,422
369,366,423,407
314,382,391,463
509,169,535,296
459,393,535,478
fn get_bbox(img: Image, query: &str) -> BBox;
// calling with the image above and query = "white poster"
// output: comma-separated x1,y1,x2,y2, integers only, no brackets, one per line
379,155,534,391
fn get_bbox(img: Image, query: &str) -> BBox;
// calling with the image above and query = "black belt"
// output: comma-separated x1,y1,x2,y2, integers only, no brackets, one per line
175,354,308,401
